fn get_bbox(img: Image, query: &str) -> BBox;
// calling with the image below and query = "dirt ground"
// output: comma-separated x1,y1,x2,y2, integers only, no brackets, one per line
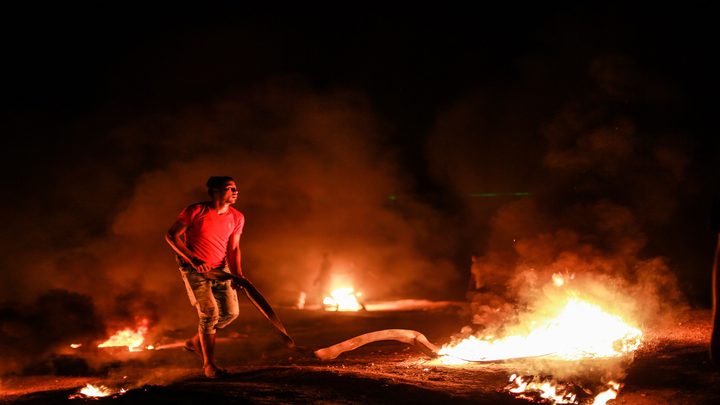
1,302,719,404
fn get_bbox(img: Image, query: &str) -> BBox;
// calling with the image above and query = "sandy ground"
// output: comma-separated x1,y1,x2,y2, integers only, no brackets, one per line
1,302,719,404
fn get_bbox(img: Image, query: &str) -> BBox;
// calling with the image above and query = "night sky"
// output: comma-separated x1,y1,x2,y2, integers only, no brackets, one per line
1,3,718,342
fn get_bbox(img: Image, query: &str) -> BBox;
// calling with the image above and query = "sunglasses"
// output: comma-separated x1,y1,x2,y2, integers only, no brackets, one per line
223,187,238,193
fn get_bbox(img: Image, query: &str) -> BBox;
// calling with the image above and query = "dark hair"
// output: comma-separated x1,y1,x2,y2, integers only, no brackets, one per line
206,176,235,196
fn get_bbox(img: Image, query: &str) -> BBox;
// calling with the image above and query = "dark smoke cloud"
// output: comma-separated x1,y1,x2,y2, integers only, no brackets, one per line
0,290,106,375
426,53,691,330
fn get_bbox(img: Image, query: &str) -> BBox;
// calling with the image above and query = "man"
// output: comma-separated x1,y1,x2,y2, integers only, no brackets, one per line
467,255,484,293
166,176,244,378
313,252,331,307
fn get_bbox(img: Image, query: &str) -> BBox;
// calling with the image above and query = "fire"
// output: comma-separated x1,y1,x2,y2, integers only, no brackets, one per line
508,375,577,404
592,382,620,405
323,287,363,311
70,343,82,349
79,384,112,397
507,375,620,405
98,318,150,352
439,298,642,362
438,273,642,403
68,383,126,399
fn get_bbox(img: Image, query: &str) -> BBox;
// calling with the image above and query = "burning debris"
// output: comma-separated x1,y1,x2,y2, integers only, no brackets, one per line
68,383,126,399
97,318,152,352
323,288,365,312
436,272,643,404
312,254,368,312
438,296,642,363
506,375,620,405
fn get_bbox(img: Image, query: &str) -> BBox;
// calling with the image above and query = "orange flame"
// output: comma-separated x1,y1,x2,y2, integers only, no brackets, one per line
438,273,641,403
507,375,620,405
68,383,126,399
79,384,112,397
439,298,642,363
439,273,642,362
323,287,363,311
98,318,150,352
592,382,620,405
508,375,577,404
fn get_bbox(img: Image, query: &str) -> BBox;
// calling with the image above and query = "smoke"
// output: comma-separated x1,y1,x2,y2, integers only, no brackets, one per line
0,81,461,376
103,83,457,305
426,54,694,394
484,198,687,326
0,290,106,376
428,53,690,326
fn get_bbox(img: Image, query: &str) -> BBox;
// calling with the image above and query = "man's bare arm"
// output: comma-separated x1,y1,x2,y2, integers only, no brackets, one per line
227,231,243,277
165,220,211,273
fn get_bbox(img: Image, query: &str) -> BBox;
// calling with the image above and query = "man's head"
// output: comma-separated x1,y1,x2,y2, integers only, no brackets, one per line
206,176,238,204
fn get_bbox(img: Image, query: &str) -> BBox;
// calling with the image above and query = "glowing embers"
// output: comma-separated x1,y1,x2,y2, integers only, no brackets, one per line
592,382,621,405
507,375,620,405
98,318,154,352
439,298,642,363
323,287,364,311
68,384,126,399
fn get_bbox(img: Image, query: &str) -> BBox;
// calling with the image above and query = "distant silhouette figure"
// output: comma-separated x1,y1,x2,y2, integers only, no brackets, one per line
467,255,485,297
313,253,332,307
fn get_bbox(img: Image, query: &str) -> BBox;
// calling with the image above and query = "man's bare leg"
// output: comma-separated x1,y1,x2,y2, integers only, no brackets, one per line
199,332,224,378
184,333,201,354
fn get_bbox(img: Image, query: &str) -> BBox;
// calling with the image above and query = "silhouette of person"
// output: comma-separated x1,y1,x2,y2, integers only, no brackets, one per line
313,253,332,307
467,254,484,298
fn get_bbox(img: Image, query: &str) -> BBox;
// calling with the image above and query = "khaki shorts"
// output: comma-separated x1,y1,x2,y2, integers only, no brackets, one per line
180,267,239,334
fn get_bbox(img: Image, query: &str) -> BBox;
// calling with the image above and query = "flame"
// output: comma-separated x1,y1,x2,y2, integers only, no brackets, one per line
439,274,641,404
70,343,82,349
592,382,620,405
439,298,642,362
68,384,127,399
68,384,121,399
323,287,363,311
79,384,112,397
508,375,577,404
507,375,620,405
98,318,150,352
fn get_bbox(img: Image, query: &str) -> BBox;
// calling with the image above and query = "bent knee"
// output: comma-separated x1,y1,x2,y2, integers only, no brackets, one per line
198,313,220,333
216,311,239,329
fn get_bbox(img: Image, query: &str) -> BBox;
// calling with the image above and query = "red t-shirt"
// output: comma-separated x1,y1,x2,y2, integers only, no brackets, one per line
177,203,245,268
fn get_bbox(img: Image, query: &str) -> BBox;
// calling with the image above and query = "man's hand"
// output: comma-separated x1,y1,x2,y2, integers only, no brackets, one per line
230,270,245,290
191,257,211,273
231,278,245,290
